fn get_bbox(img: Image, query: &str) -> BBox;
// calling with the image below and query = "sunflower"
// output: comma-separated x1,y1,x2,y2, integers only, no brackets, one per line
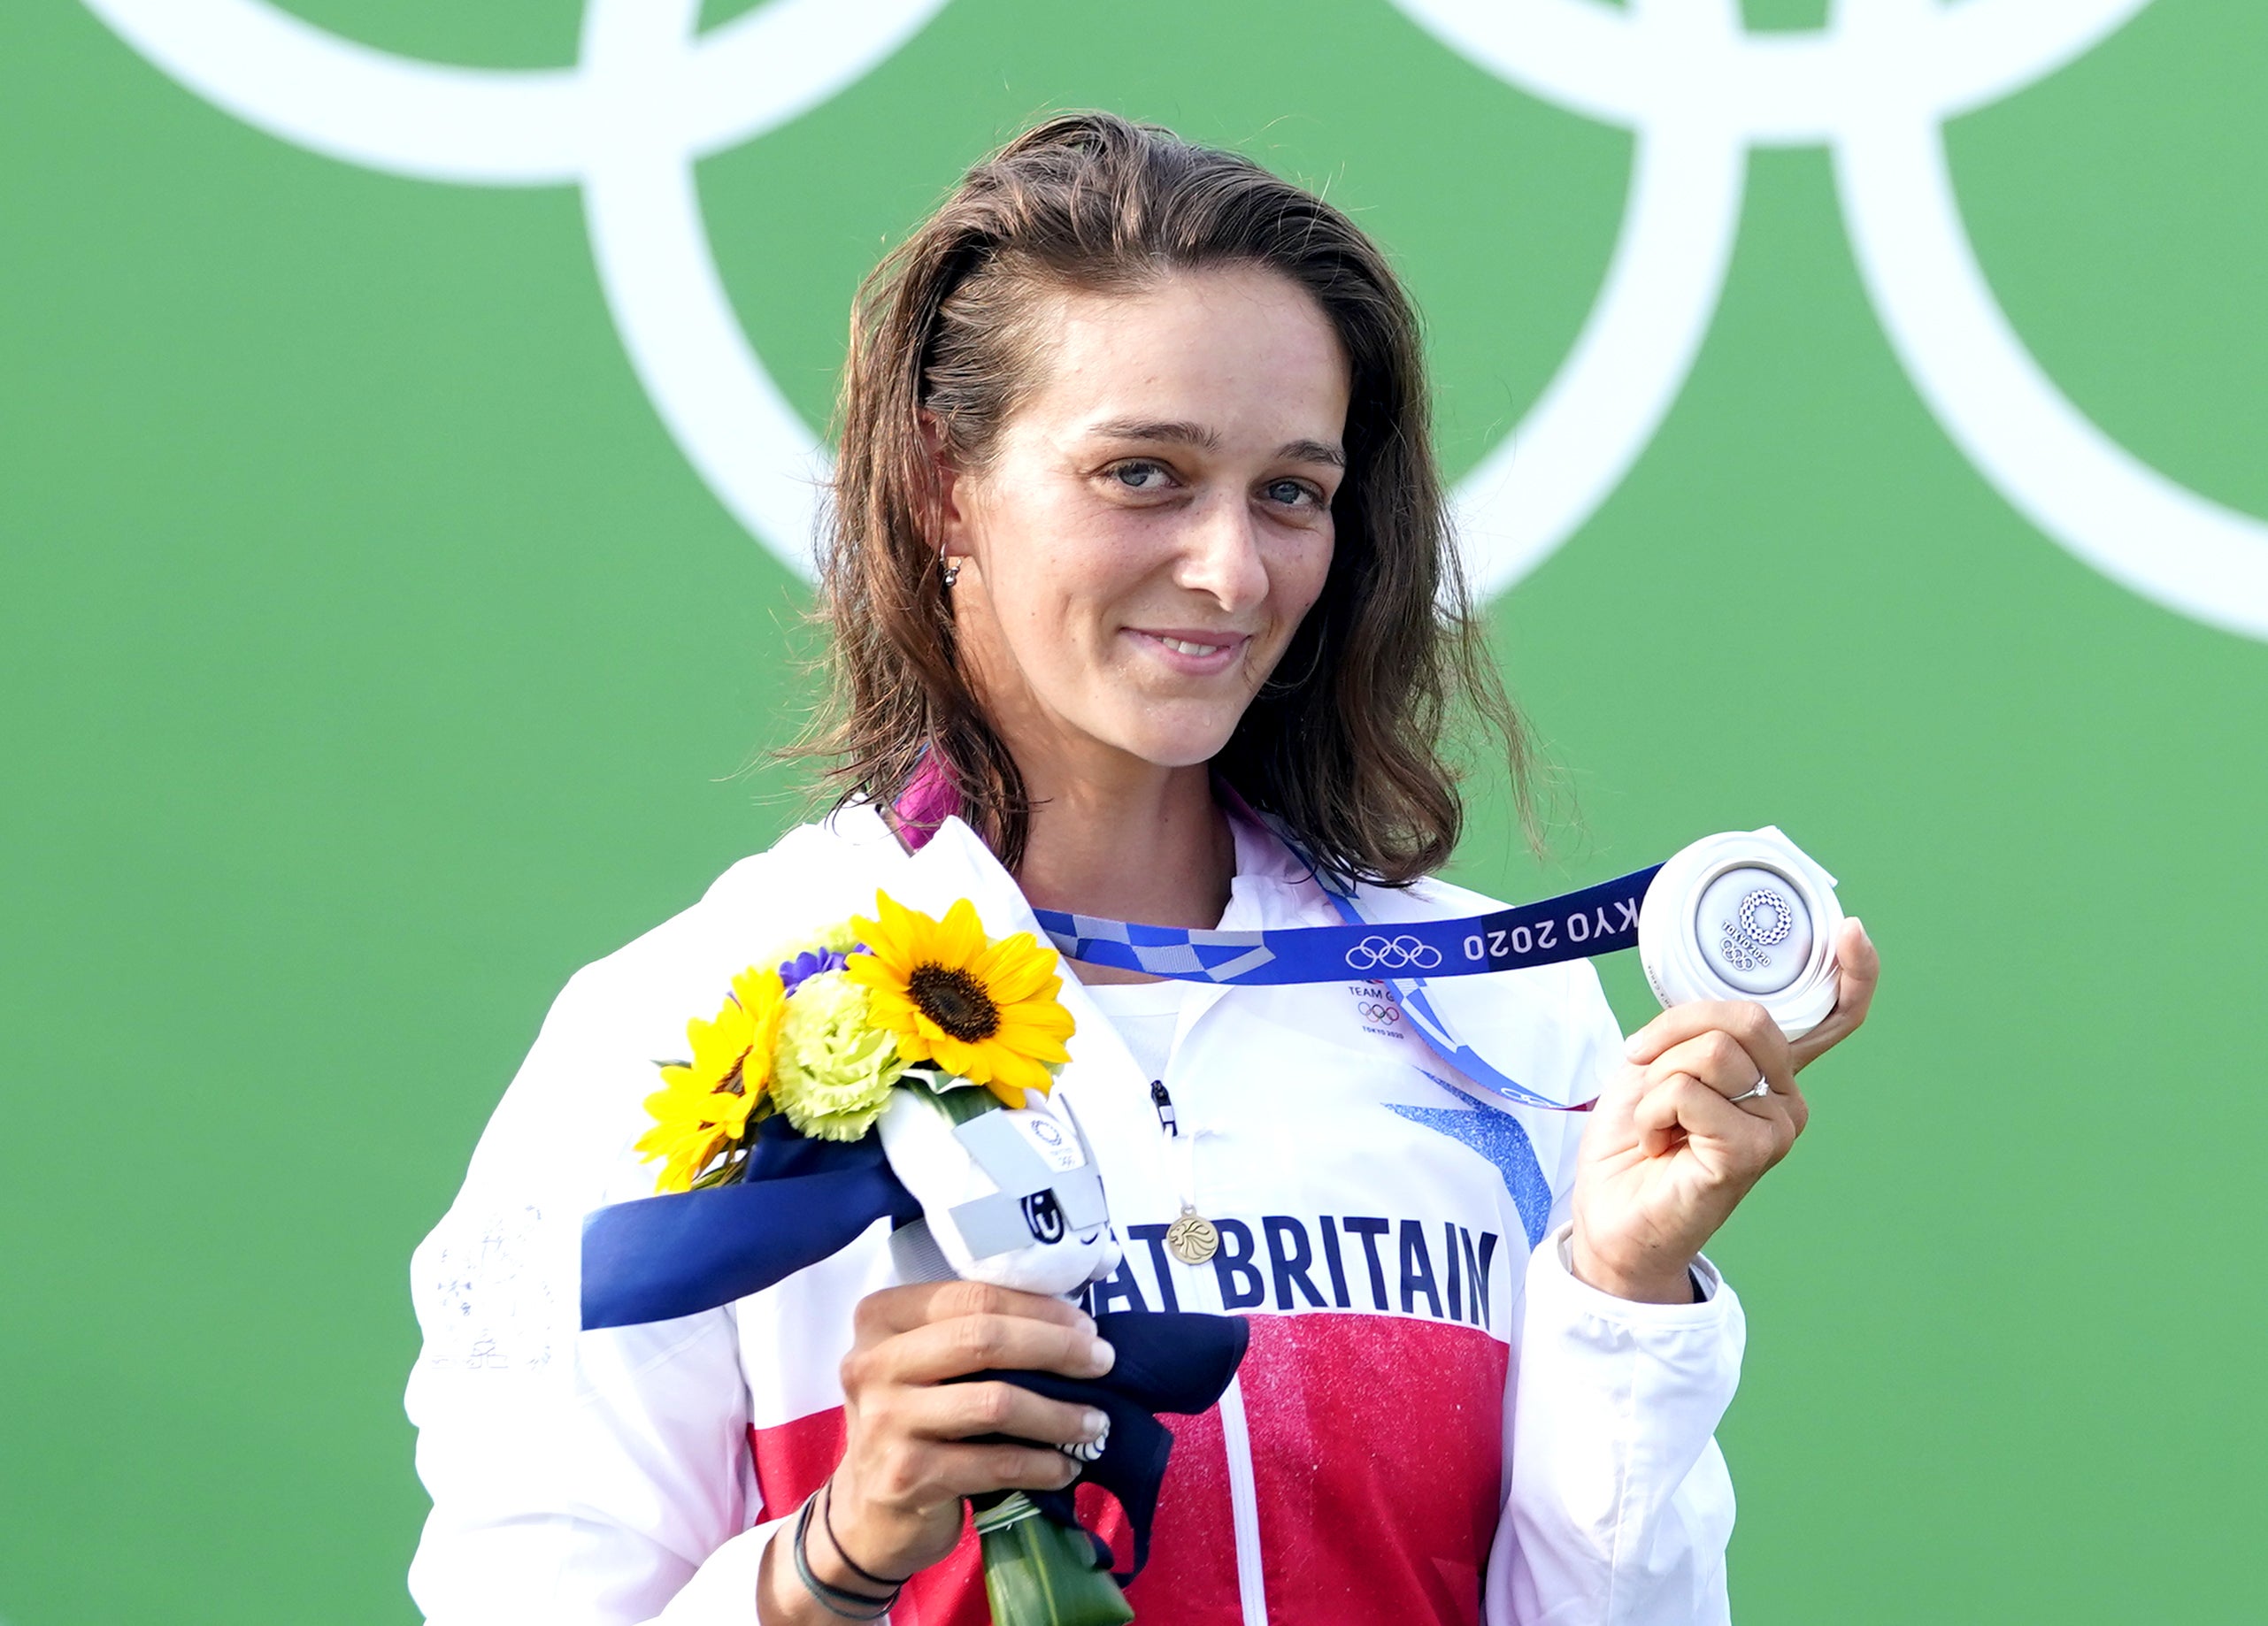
846,893,1074,1107
635,966,787,1193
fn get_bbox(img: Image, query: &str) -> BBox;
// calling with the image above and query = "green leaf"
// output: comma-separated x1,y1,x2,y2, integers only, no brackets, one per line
974,1494,1134,1626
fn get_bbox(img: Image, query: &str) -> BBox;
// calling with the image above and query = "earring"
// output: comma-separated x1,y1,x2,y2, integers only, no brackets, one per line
941,557,962,589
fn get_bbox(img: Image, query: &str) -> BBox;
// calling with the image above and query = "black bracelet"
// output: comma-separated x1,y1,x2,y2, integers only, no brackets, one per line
790,1492,899,1621
820,1478,916,1591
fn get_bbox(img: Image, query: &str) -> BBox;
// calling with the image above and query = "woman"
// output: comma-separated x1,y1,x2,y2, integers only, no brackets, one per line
406,112,1878,1625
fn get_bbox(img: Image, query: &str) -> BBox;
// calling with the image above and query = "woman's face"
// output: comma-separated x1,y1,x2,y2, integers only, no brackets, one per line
941,266,1348,779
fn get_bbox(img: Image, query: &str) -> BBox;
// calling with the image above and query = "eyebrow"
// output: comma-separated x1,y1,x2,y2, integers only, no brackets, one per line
1087,418,1344,468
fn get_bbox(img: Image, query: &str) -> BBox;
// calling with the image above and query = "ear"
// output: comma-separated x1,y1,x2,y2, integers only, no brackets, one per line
919,410,974,556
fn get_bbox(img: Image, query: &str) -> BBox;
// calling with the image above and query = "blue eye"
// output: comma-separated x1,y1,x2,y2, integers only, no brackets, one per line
1267,479,1318,507
1113,462,1167,489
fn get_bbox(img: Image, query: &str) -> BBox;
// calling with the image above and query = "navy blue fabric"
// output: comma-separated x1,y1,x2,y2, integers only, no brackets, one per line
962,1310,1250,1584
581,1124,1249,1584
579,1124,922,1331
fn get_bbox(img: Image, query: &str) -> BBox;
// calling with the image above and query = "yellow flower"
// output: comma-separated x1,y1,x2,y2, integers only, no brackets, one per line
846,893,1074,1108
634,1089,737,1195
769,970,907,1141
635,966,787,1193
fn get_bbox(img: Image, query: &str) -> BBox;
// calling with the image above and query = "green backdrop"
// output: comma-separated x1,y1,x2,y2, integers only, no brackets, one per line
4,1,2264,1621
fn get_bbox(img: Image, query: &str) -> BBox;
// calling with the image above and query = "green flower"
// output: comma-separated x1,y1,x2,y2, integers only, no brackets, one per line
770,970,907,1141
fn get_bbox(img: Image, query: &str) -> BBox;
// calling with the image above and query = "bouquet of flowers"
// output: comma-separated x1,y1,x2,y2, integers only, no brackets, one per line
636,892,1076,1190
588,890,1242,1626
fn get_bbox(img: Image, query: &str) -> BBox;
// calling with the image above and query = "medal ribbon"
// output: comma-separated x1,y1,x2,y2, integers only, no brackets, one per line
894,763,1661,1114
1032,864,1663,1114
1032,865,1659,986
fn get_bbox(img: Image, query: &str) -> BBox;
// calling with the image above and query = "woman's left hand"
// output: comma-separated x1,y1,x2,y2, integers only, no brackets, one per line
1569,917,1880,1303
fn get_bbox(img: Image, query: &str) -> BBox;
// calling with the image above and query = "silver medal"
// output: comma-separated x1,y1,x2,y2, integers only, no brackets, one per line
1638,826,1844,1040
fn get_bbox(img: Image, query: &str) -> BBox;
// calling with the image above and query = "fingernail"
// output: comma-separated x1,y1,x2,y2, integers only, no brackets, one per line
1080,1408,1108,1441
1624,1034,1649,1061
1088,1338,1115,1373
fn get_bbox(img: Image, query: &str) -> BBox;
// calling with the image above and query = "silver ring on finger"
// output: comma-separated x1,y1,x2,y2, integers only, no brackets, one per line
1730,1075,1772,1103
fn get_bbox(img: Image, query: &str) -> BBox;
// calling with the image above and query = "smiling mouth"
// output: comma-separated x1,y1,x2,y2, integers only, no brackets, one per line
1128,629,1250,665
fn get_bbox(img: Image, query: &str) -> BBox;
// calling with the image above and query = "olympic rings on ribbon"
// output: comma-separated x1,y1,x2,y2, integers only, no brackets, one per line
1343,935,1444,972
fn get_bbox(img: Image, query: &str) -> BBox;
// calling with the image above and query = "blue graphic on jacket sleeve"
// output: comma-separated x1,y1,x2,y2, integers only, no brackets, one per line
1385,1102,1552,1249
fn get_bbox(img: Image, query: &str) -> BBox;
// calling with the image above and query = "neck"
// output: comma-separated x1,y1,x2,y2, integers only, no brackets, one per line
1012,753,1235,936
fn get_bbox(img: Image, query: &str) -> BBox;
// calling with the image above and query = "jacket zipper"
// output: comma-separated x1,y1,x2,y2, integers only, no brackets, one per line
1149,1078,1179,1138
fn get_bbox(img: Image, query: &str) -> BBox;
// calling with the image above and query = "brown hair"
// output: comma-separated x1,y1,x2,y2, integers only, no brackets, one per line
812,111,1528,885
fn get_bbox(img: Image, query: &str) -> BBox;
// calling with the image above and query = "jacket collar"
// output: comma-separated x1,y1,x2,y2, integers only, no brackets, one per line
857,767,1342,934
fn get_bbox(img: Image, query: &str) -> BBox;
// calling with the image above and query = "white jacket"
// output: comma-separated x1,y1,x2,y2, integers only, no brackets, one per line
405,804,1744,1624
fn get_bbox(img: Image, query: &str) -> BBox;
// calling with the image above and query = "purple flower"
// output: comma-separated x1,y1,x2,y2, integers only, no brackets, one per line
778,946,858,996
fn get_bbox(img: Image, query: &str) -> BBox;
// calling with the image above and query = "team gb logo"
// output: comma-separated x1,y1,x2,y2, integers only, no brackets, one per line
83,0,2268,641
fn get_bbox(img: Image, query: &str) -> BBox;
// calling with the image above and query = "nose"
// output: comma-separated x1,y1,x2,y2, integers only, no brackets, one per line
1172,492,1271,614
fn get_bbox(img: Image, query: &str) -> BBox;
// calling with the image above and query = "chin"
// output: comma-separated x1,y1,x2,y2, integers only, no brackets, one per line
1105,718,1241,771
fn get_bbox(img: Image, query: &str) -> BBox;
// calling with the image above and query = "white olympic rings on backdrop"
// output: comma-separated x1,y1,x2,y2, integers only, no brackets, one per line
1394,0,2268,638
81,0,2268,639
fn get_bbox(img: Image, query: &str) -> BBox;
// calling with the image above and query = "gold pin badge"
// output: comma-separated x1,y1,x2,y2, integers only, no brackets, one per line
1164,1207,1219,1266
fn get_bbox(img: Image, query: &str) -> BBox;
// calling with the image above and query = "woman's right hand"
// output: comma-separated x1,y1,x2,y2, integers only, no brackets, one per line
758,1279,1116,1618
